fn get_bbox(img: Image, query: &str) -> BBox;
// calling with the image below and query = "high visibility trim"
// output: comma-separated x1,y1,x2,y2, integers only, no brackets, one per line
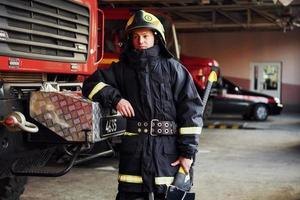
101,58,119,65
179,127,202,135
118,174,175,185
118,174,143,184
155,177,174,186
88,82,108,100
178,166,186,174
124,132,138,136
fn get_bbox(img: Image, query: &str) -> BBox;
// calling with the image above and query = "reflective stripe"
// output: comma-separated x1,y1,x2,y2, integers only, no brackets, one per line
179,127,202,135
118,174,174,186
88,82,108,100
118,174,143,184
101,58,119,65
178,167,186,174
155,177,174,186
124,132,138,136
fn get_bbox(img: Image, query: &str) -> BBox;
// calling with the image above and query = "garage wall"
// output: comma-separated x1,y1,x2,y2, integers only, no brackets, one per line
178,30,300,112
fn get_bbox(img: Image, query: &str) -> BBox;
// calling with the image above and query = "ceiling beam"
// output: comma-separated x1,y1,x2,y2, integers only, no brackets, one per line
101,0,197,3
175,21,282,29
100,0,300,31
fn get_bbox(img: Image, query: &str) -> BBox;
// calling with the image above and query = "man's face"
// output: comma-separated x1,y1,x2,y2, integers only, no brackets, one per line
132,28,155,50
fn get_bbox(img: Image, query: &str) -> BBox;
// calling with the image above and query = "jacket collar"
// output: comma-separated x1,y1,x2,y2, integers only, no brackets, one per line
121,45,161,71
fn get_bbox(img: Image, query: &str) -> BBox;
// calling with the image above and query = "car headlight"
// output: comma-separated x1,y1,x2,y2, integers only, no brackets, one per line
274,97,280,104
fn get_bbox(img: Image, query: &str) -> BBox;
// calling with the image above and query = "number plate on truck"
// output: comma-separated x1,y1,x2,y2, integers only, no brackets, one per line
100,115,126,138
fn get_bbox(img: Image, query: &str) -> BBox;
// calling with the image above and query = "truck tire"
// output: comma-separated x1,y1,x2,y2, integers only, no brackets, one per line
0,176,27,200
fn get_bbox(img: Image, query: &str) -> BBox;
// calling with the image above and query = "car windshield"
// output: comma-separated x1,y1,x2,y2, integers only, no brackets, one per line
221,78,240,93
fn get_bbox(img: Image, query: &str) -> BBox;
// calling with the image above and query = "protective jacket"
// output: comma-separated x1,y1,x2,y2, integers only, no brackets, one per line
82,45,203,194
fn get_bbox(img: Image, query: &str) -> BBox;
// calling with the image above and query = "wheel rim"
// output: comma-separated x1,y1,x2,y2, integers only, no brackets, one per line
256,105,267,120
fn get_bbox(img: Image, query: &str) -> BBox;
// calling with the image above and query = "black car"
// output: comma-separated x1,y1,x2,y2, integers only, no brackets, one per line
205,78,283,121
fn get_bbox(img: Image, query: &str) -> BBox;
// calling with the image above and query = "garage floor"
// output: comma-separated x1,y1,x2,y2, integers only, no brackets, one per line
21,114,300,200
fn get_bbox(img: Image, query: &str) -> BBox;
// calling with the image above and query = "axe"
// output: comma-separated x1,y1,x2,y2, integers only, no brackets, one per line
165,70,218,200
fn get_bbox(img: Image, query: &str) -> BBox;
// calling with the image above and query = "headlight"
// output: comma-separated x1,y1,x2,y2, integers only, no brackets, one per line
274,97,280,104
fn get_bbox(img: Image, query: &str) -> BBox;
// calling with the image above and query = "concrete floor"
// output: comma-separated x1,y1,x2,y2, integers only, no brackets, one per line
21,114,300,200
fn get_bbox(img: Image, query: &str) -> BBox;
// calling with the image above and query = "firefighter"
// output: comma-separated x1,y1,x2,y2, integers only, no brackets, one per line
82,10,203,200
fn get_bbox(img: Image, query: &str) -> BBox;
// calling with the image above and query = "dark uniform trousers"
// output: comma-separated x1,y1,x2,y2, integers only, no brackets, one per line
116,191,165,200
117,132,179,198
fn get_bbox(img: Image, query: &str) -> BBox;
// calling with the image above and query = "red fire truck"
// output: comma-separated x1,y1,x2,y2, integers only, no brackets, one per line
0,0,128,198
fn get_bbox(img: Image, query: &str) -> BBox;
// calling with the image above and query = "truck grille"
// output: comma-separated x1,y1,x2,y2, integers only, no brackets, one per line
0,0,90,62
0,72,45,83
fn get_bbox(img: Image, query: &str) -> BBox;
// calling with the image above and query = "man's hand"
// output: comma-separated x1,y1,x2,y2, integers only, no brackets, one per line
171,156,193,174
116,99,135,118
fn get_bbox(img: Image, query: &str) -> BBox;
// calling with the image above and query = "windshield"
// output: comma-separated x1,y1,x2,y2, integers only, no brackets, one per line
220,78,241,94
104,19,127,54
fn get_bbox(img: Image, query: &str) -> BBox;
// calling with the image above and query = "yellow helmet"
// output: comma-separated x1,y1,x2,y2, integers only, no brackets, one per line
125,10,166,43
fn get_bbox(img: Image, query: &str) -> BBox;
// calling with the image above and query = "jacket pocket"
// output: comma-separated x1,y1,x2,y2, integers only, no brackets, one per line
163,138,178,155
161,138,178,173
